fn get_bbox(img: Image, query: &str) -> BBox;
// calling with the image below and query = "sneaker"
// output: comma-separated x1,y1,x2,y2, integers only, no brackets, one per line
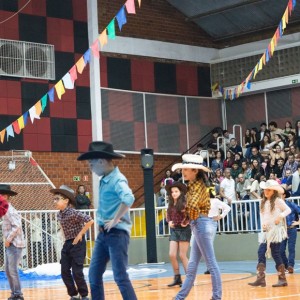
81,297,89,300
70,296,80,300
8,296,24,300
288,266,294,274
204,270,210,275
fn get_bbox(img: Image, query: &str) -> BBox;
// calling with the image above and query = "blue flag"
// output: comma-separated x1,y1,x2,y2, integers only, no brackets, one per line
83,49,91,64
48,88,55,103
116,6,127,31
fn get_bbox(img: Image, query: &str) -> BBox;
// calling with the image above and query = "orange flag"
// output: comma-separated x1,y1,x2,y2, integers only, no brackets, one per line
0,129,5,143
99,29,108,48
285,7,289,24
55,80,66,100
262,53,266,65
35,100,42,116
12,120,21,134
76,57,85,74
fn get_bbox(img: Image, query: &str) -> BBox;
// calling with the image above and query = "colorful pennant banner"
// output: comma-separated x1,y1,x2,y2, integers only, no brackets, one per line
0,0,142,144
215,0,296,100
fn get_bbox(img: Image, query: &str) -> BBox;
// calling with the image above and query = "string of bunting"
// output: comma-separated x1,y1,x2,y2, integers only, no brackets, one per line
0,0,142,144
215,0,296,101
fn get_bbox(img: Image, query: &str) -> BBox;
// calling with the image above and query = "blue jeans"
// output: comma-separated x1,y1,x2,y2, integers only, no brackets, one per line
89,228,137,300
5,244,23,297
175,217,222,300
280,227,297,268
258,242,282,268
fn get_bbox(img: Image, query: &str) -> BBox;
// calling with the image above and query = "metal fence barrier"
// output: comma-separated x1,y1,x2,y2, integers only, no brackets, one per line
0,197,299,270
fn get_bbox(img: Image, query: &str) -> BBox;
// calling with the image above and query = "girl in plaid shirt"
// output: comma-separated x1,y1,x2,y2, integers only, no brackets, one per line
166,182,190,287
172,154,222,300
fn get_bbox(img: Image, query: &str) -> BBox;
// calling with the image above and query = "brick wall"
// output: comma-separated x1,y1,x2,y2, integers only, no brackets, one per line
98,0,218,48
33,151,179,208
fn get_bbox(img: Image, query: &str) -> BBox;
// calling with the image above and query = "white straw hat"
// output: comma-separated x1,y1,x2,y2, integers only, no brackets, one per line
259,179,284,194
171,154,210,173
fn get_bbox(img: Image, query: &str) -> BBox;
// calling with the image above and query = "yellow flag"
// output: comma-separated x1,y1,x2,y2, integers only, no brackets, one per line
17,116,24,130
55,80,66,100
253,64,259,79
258,58,263,71
0,129,5,143
76,57,85,74
99,29,108,48
282,14,286,30
138,0,141,7
270,39,275,55
35,101,42,116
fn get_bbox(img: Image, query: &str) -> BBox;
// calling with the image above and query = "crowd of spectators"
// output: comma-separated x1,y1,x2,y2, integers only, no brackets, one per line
157,120,300,233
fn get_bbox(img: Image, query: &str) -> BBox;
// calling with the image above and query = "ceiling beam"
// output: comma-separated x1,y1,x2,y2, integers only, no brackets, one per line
187,0,268,21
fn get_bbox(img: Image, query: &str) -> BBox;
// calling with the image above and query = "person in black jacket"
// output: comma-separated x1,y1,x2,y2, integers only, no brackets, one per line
75,185,91,210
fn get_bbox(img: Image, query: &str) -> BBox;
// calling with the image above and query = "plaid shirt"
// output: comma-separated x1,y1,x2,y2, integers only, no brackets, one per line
2,204,25,248
186,180,210,220
58,207,92,240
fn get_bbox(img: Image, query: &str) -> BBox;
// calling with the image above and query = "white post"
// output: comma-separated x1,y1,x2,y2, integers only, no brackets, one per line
87,0,102,208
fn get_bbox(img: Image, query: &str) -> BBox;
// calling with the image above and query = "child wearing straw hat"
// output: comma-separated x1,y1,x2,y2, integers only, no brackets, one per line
0,184,26,300
171,154,222,300
248,179,291,288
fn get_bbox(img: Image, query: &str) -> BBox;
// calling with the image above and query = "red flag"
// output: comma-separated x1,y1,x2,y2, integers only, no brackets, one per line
12,120,21,134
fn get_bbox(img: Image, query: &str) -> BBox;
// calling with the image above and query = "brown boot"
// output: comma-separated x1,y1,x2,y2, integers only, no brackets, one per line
248,263,266,287
168,274,182,287
272,264,288,287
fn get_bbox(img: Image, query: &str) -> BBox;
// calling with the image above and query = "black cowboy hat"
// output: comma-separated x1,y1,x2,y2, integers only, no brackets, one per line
50,185,75,203
77,141,125,161
165,182,187,195
0,184,18,196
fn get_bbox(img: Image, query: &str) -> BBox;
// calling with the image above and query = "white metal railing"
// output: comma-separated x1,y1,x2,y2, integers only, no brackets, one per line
1,197,298,270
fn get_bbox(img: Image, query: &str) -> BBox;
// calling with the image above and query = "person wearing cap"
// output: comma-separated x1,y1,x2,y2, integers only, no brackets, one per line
280,189,300,274
248,180,291,288
171,154,222,300
50,185,94,300
77,141,137,300
0,184,25,300
165,181,190,287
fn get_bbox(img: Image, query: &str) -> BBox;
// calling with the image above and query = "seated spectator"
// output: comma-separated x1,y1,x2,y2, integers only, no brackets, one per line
259,122,268,141
229,138,243,157
269,172,281,184
282,121,295,137
282,154,298,178
245,128,260,159
281,169,292,186
260,134,272,153
211,150,223,172
250,159,264,180
287,144,298,157
261,156,271,179
241,160,252,179
286,165,300,196
236,174,252,200
230,161,242,181
273,157,285,180
284,132,296,153
295,120,300,150
223,150,234,169
234,153,242,166
249,146,263,164
211,168,224,195
223,130,235,148
270,144,286,167
269,121,283,141
243,129,252,148
208,128,221,150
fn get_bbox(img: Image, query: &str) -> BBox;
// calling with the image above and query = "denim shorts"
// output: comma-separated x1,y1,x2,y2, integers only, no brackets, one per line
169,226,191,242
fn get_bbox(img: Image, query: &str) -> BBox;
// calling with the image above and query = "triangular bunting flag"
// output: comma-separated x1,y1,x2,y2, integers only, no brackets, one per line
83,49,91,64
0,129,5,144
285,7,289,24
23,111,29,126
282,14,286,30
30,157,38,166
55,80,66,100
99,29,108,48
292,0,296,9
91,39,100,58
258,58,263,71
125,0,136,14
279,21,283,36
69,65,78,83
6,125,14,141
138,0,141,7
29,106,40,123
62,73,74,89
35,101,42,117
116,6,127,31
247,81,251,90
265,49,270,63
41,94,48,112
262,53,266,65
17,116,25,130
48,88,55,103
76,57,86,74
288,0,293,14
107,19,116,39
12,120,21,134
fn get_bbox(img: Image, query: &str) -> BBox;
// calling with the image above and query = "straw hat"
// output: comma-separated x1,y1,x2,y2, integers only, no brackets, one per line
259,179,284,194
171,154,210,173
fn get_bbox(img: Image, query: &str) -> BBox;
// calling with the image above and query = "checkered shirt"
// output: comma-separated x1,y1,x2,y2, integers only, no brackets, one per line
57,207,92,240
